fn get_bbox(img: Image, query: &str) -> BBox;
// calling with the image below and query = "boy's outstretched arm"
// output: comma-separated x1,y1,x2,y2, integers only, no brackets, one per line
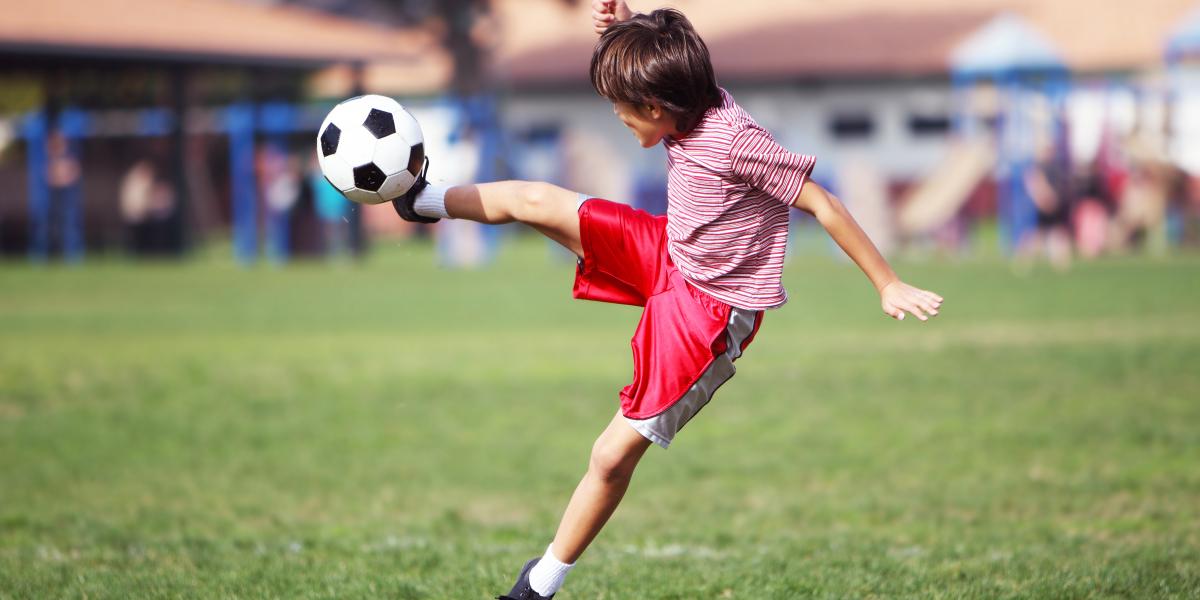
792,182,944,321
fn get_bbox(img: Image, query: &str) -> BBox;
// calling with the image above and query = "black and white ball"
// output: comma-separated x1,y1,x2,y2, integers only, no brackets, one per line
316,95,424,205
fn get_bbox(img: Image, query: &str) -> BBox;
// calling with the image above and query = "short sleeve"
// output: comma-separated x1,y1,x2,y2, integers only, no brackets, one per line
729,125,817,206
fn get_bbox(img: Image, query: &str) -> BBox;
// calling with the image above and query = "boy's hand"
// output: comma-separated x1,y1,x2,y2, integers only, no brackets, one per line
880,280,943,322
592,0,633,34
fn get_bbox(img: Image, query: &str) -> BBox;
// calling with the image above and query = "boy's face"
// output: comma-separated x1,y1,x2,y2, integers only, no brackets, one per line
612,101,677,148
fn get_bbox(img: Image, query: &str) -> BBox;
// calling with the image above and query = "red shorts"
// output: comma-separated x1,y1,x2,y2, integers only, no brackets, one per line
573,199,762,445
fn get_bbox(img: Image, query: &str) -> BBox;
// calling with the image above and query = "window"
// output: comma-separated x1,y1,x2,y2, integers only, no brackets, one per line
907,114,951,137
828,113,875,140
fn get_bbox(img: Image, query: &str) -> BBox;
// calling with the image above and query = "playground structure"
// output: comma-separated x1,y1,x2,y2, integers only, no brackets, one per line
1166,6,1200,175
19,102,334,263
0,0,434,263
899,13,1070,251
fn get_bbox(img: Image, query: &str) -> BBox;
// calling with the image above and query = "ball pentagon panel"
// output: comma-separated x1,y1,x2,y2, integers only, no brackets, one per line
352,163,388,193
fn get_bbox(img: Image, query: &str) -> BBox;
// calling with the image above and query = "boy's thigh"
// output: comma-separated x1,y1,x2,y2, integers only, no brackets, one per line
624,303,762,449
524,183,584,258
573,198,669,306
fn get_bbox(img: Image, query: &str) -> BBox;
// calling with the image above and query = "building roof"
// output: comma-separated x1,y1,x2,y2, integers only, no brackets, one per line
1018,0,1196,72
0,0,436,67
492,0,1000,85
489,0,1200,85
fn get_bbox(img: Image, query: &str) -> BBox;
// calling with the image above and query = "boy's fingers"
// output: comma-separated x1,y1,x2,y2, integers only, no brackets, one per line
902,292,934,316
904,301,929,321
918,298,939,316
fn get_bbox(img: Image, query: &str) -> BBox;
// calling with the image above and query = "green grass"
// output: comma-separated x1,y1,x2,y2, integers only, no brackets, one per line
1,237,1199,599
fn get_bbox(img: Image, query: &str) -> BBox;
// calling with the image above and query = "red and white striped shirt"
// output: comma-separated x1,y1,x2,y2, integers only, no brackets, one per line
663,89,816,310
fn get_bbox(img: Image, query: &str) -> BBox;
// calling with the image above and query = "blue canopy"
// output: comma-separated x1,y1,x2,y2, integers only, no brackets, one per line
1166,7,1200,62
950,13,1068,79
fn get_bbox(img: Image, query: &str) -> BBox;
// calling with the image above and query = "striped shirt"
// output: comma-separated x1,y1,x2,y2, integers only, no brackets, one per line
663,89,816,310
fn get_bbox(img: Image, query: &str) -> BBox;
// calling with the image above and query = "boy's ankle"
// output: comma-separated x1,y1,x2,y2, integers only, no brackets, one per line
414,184,451,220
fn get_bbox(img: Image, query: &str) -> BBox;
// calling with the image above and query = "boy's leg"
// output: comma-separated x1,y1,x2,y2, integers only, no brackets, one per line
550,411,653,563
442,181,584,258
509,412,651,598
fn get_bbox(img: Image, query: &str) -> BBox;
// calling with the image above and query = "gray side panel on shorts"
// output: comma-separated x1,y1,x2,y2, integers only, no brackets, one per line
625,307,758,448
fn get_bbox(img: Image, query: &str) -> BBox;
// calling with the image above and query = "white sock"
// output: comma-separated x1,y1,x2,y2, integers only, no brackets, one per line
413,184,451,219
528,543,574,597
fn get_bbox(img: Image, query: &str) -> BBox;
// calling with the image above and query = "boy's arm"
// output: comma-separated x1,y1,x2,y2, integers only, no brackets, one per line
792,182,944,321
592,0,634,34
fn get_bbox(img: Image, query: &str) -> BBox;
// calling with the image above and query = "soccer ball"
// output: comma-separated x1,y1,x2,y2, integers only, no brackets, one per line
316,95,425,205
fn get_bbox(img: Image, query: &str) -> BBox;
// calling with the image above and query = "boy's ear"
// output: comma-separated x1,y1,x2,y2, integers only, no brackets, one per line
643,103,664,120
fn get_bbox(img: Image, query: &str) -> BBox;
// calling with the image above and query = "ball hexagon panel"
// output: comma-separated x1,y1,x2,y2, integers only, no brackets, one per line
319,153,356,191
372,136,412,175
319,123,341,157
361,94,403,115
334,127,378,167
343,187,383,205
353,163,388,192
378,170,417,201
329,96,371,132
363,108,396,139
393,107,424,146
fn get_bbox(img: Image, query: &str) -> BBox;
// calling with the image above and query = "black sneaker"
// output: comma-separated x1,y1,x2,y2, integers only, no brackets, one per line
391,155,438,223
496,557,554,600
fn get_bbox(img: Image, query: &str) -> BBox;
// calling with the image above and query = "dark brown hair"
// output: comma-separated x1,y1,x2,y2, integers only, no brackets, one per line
589,8,722,134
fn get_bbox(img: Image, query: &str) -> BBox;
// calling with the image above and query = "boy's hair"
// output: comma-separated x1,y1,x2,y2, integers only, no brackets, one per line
589,8,722,134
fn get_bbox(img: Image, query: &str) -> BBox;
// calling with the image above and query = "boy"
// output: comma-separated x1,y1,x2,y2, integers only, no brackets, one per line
392,3,943,597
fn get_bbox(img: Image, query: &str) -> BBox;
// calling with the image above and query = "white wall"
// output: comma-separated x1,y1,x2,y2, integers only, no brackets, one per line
499,78,959,201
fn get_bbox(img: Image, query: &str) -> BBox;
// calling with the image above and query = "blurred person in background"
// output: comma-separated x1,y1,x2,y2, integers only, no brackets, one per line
119,157,178,256
1017,136,1073,272
1069,159,1114,259
1184,175,1200,247
308,154,351,260
258,144,300,264
119,158,155,254
33,128,83,262
1111,132,1179,256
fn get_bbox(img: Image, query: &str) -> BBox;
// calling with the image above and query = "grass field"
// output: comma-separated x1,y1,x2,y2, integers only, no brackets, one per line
2,237,1199,599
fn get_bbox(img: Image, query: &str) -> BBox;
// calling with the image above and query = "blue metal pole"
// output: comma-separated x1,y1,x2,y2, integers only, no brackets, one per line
22,111,49,263
227,103,258,265
59,108,88,263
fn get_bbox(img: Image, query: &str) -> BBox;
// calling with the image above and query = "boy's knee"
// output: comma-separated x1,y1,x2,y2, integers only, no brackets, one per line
588,437,637,484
